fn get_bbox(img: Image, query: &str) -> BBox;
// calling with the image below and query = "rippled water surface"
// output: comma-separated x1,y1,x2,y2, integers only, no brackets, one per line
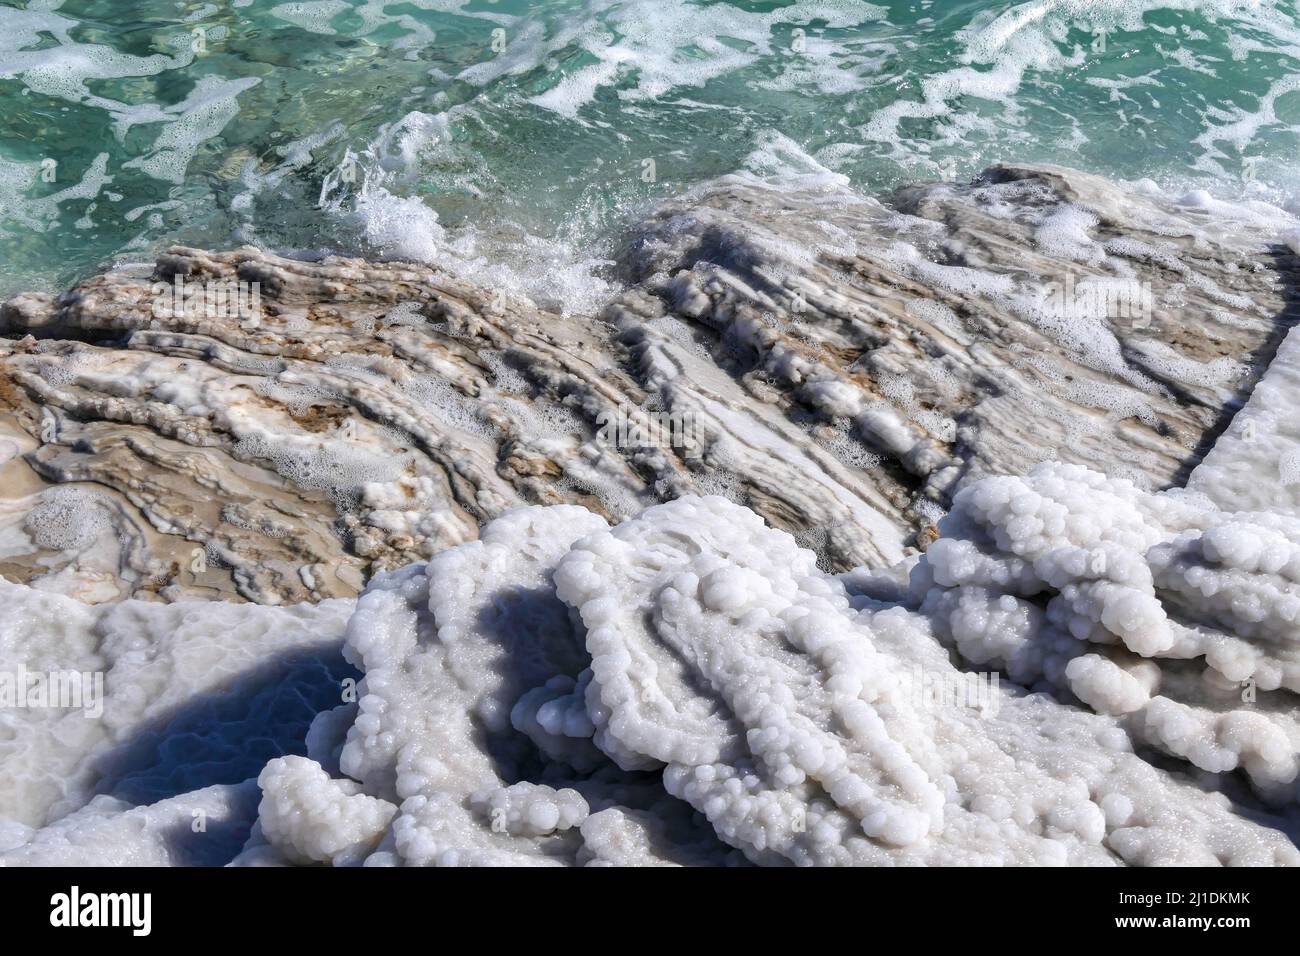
3,0,1300,301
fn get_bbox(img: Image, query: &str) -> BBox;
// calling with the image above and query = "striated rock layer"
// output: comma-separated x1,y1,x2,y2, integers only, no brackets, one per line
1,164,1295,604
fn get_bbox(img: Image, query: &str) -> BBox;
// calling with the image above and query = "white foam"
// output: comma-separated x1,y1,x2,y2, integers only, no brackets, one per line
269,1,351,35
518,0,887,120
123,77,261,185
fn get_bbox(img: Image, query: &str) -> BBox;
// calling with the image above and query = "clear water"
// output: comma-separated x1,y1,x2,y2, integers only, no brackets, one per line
3,0,1300,303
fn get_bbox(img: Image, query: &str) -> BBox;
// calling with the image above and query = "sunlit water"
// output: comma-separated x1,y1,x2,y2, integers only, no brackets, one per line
3,0,1300,305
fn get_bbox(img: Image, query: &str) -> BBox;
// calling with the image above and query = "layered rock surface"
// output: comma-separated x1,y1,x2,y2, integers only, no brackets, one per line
1,164,1294,604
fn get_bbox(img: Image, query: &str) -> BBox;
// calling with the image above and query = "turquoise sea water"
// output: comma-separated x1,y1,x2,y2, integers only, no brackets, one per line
2,0,1300,302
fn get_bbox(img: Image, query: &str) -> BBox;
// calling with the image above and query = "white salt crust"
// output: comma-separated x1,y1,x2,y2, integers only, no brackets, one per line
3,458,1299,864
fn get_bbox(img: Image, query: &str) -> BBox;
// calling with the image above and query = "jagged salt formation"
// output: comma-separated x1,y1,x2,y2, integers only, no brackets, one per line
230,504,734,867
855,400,1300,804
2,450,1298,868
1,164,1294,603
6,484,1296,866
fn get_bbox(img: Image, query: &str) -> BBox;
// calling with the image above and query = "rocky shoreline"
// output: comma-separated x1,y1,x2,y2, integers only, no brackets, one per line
1,163,1293,605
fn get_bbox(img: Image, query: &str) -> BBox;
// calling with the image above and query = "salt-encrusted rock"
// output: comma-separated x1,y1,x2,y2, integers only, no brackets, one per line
337,505,607,803
249,756,396,866
468,782,588,838
554,495,1297,865
3,492,1296,866
0,579,352,829
0,783,260,867
215,498,1297,867
904,457,1300,803
1,162,1293,603
1188,321,1300,515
